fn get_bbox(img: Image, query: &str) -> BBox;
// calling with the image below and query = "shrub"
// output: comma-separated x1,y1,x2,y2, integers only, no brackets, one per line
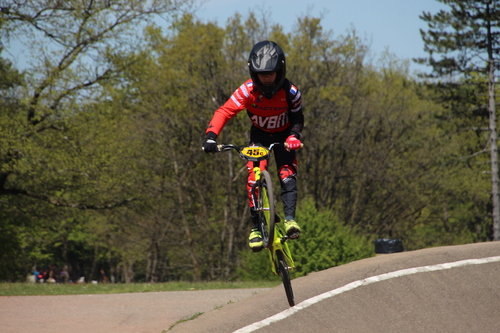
238,198,375,280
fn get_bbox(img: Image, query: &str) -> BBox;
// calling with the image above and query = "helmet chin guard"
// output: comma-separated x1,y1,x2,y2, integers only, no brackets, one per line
248,41,286,99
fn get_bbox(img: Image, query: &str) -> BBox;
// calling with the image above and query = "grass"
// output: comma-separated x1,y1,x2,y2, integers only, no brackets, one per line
164,312,204,332
0,280,280,296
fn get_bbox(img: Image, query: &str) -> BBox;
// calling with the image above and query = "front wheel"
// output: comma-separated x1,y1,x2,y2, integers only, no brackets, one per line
277,250,294,306
257,170,275,248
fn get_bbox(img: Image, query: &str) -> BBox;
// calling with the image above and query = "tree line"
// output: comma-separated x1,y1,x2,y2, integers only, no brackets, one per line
0,0,496,282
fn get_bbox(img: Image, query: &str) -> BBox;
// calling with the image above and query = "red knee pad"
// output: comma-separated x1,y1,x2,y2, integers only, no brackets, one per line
279,164,297,182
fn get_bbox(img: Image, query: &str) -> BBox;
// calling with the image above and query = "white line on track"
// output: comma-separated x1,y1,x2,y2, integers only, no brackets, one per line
233,255,500,333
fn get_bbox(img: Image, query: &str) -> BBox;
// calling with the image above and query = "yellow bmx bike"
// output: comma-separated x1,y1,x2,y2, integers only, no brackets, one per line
215,142,297,307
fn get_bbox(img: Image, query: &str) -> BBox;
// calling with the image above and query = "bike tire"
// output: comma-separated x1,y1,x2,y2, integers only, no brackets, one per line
277,250,295,307
258,170,275,249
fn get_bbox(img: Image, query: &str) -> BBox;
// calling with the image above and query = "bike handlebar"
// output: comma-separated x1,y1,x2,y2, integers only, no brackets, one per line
202,142,303,153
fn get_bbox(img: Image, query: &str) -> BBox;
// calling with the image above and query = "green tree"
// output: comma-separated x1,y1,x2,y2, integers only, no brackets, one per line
0,0,194,207
417,0,500,239
109,14,245,281
284,18,445,243
0,29,27,281
0,0,194,281
291,200,374,277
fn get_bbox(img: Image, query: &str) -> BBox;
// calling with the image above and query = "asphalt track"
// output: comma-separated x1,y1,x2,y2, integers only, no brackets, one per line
2,242,500,333
169,241,500,333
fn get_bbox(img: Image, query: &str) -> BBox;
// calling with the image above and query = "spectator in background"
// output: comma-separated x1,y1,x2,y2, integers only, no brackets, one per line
100,269,108,283
38,266,48,283
47,264,59,283
33,267,40,282
59,266,69,283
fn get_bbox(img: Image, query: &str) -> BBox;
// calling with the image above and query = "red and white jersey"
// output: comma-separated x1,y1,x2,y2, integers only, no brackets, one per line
206,79,302,136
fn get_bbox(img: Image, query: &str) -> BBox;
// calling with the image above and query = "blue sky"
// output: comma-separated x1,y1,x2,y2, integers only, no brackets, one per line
194,0,448,74
4,0,447,75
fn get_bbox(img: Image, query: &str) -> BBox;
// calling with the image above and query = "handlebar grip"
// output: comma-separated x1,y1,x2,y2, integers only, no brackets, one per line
201,146,222,152
201,145,226,152
284,142,304,149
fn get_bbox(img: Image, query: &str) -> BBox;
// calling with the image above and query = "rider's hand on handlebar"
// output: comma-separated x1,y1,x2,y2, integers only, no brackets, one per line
285,135,302,151
203,132,218,154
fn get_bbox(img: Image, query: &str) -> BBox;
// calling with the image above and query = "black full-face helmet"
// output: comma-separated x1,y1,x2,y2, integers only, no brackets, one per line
248,40,286,99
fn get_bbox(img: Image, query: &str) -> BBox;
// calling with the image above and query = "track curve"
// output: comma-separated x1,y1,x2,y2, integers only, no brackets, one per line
169,242,500,333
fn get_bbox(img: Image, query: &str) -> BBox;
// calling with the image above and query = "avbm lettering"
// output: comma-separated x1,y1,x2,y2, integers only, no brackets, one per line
250,113,288,130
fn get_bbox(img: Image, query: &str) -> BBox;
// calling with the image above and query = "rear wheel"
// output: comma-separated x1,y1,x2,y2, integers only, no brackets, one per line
277,250,294,306
258,170,275,248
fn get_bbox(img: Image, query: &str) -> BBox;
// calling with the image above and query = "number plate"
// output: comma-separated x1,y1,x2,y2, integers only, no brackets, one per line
240,146,270,160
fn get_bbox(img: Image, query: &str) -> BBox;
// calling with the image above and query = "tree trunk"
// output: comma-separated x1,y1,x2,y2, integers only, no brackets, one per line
224,153,235,280
146,239,159,282
488,66,499,241
90,243,99,281
489,81,500,241
177,180,201,280
486,2,500,240
122,259,134,283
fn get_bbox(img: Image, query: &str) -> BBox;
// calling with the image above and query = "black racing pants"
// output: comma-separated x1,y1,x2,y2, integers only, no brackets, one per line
247,126,298,220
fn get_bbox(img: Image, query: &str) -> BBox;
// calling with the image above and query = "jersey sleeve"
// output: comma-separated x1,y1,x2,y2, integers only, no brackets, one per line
206,82,250,136
289,83,304,138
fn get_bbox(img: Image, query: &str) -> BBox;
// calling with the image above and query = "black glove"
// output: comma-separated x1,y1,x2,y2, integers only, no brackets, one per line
203,132,218,153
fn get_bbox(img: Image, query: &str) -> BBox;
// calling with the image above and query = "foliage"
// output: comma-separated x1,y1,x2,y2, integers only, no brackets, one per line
237,250,280,282
238,199,375,281
291,199,375,277
416,0,500,240
416,0,500,78
0,40,27,281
